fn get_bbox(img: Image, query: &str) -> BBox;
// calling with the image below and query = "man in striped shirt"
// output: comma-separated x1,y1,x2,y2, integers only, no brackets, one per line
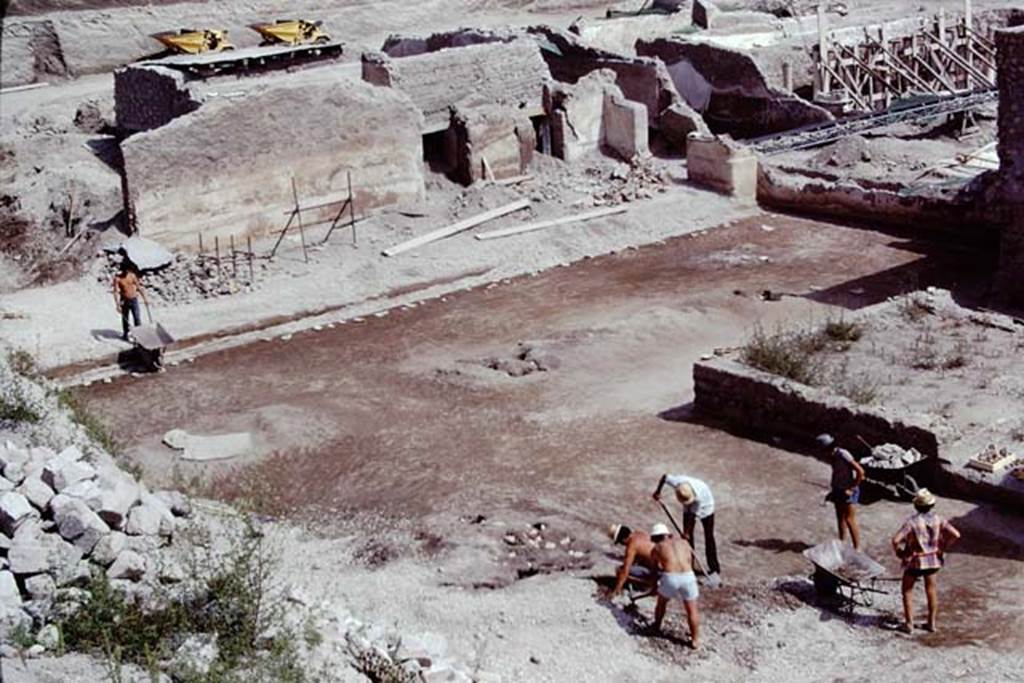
891,488,961,634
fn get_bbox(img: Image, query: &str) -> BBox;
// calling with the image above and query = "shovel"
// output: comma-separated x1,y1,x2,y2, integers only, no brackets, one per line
656,500,708,578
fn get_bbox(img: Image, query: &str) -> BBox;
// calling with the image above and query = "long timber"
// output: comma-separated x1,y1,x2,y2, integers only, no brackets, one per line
749,89,997,156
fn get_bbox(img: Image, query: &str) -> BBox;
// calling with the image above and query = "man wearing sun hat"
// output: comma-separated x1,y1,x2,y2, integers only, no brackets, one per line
649,522,701,648
652,473,720,587
606,524,659,600
891,488,961,634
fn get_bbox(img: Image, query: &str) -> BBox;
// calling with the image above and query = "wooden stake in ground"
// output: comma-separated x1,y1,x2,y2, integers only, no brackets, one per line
382,199,530,257
247,236,254,281
230,234,237,277
214,236,221,277
292,176,309,264
475,206,627,241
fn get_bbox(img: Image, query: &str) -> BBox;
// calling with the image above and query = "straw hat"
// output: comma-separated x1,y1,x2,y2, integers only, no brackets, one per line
817,433,835,448
675,483,696,505
608,524,623,542
650,523,670,538
913,488,936,508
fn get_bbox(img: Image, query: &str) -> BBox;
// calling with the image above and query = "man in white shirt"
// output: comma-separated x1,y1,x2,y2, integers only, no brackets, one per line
652,473,721,586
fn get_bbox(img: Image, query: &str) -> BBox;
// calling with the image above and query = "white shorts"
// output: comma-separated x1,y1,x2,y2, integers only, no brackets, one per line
658,571,699,601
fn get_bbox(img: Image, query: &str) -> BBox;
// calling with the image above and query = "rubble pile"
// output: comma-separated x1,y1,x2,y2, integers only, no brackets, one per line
860,443,923,469
482,341,562,378
0,441,192,654
98,252,264,304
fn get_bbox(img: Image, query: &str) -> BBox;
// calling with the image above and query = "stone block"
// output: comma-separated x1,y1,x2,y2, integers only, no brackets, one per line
3,462,26,486
91,531,126,566
0,444,29,471
154,490,192,517
0,492,36,536
126,503,164,536
692,0,720,29
686,134,758,201
107,550,147,581
42,459,95,492
8,527,83,578
24,573,56,601
451,104,533,185
659,101,709,152
547,69,616,162
16,472,55,511
0,571,20,608
50,494,109,553
603,92,649,160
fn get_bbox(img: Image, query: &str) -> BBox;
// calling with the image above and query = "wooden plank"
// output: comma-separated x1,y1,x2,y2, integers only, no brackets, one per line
495,174,534,186
382,199,530,256
475,206,628,241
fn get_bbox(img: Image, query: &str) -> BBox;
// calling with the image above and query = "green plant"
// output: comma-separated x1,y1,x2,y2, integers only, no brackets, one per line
8,349,37,377
57,522,308,683
822,318,863,343
56,389,120,454
741,324,826,385
0,384,41,423
9,622,35,650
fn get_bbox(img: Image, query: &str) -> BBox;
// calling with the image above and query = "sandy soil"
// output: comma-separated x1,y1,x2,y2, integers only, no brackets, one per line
67,212,1023,680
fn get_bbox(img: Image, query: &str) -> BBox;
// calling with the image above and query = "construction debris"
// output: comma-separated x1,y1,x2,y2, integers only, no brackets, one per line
382,199,531,256
475,206,627,240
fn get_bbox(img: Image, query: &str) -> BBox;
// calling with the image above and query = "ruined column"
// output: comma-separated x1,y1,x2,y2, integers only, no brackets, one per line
995,26,1024,307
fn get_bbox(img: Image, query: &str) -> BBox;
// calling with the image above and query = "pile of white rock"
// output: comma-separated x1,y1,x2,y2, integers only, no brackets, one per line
0,441,192,652
860,443,923,469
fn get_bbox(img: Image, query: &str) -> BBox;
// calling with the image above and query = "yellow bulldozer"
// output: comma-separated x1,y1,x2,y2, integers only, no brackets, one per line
250,19,331,46
152,29,235,55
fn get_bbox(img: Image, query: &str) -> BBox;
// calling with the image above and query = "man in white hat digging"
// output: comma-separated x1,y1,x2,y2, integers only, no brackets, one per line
652,473,720,587
607,524,659,600
891,488,961,633
649,522,701,649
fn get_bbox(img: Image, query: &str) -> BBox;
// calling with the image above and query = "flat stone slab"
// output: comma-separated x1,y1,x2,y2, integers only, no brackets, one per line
162,429,253,461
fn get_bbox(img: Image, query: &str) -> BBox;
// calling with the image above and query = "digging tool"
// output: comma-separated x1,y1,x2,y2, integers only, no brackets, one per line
656,500,707,578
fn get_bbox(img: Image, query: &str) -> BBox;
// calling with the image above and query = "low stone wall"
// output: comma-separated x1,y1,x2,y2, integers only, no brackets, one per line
450,105,534,184
687,135,758,200
757,165,1004,241
0,19,67,88
121,77,425,249
693,357,1024,507
693,357,940,456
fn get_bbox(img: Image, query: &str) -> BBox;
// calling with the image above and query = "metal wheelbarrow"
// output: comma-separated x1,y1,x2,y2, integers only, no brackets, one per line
129,305,174,372
803,539,893,612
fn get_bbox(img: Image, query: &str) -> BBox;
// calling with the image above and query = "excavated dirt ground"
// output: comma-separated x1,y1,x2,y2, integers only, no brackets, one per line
72,213,1024,679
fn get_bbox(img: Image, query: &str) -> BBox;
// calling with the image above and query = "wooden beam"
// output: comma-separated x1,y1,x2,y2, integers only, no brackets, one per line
822,63,870,110
924,31,995,87
382,199,530,256
475,206,628,241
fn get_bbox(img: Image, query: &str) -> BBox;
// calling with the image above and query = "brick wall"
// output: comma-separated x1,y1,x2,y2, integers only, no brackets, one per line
996,26,1024,306
365,40,549,133
114,65,201,133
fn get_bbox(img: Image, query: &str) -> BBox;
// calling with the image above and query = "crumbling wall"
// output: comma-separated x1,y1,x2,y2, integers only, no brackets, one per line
0,20,67,87
114,65,203,133
637,37,832,137
381,29,511,57
450,105,534,184
361,40,549,133
687,135,757,200
121,77,425,249
996,26,1024,307
528,27,682,128
603,93,649,160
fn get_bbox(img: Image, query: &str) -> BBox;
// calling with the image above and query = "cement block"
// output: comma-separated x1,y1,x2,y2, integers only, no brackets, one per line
686,134,758,201
603,92,649,160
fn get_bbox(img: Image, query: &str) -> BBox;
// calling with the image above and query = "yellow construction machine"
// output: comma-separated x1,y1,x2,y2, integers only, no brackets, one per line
250,19,331,46
152,29,235,55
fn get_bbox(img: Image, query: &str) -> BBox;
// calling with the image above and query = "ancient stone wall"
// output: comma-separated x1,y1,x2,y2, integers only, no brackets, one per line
450,105,534,185
693,358,940,457
362,40,549,133
996,26,1024,307
121,77,425,249
603,93,649,160
546,70,613,162
114,65,202,133
687,135,757,200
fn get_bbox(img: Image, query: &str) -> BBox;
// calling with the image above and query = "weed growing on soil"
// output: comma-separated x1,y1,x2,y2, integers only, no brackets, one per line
57,520,308,683
56,388,121,454
822,318,863,343
908,328,939,369
742,324,826,385
0,384,41,423
898,294,933,322
941,338,970,370
345,627,417,683
8,349,37,377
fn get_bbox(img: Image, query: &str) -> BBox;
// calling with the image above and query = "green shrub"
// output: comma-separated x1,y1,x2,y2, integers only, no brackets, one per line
822,319,863,343
742,325,826,385
0,385,41,423
56,389,120,454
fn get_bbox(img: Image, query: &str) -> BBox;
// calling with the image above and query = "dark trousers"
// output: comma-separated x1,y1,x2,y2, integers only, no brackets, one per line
121,297,141,338
684,512,721,575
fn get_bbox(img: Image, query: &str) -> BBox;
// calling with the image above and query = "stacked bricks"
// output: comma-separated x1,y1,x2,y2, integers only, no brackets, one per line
114,65,201,133
996,26,1024,306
